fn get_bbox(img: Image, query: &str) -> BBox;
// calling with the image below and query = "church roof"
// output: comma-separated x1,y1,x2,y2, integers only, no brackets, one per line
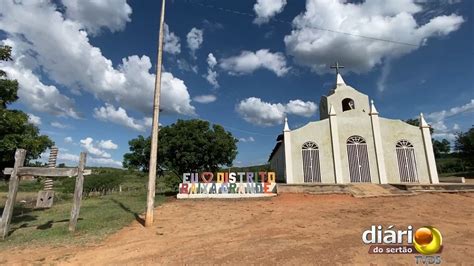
326,62,361,95
336,73,345,85
328,72,358,95
268,134,283,162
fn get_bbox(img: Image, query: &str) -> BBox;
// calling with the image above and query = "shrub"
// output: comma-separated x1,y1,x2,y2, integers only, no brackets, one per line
437,159,465,174
157,173,180,192
61,173,124,196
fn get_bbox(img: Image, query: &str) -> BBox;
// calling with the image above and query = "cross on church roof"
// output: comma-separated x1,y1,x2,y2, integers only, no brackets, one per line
330,62,344,74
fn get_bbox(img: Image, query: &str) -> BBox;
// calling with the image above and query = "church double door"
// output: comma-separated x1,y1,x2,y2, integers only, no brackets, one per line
396,140,419,183
346,136,371,183
302,141,322,182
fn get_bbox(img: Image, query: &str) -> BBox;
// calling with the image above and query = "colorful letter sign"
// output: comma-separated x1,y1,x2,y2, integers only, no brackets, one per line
177,171,277,199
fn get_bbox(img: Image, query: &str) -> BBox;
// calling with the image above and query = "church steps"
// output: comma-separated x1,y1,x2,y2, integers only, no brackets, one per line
390,183,474,192
276,183,416,197
277,183,474,197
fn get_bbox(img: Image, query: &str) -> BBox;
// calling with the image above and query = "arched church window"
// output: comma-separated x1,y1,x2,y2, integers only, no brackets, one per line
302,141,318,150
396,140,418,183
346,136,366,145
396,140,414,148
346,136,371,182
342,98,355,111
302,141,321,183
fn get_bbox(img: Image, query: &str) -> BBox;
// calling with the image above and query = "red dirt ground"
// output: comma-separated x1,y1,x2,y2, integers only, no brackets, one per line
1,193,473,265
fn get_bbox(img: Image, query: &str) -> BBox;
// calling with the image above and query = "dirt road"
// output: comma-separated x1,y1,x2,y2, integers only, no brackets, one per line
1,193,473,265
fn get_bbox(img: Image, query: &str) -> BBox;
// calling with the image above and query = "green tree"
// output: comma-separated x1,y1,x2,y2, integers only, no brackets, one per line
0,45,18,109
123,119,238,176
405,118,434,134
123,135,151,172
404,118,450,157
0,45,54,177
455,127,474,164
432,139,450,157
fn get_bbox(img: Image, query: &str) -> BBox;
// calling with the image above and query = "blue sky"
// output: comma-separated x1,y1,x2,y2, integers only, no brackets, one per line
0,0,473,167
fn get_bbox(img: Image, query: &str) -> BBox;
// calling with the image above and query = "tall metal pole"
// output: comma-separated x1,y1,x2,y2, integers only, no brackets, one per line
145,0,166,227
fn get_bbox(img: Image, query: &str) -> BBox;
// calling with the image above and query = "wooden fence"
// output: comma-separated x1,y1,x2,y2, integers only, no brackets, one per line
0,149,91,239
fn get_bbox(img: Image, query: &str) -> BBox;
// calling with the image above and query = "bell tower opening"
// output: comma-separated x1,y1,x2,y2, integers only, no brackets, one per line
319,62,370,119
342,98,355,112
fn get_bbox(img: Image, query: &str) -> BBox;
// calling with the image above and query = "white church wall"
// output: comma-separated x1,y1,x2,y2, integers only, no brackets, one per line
270,73,437,185
288,120,334,183
336,115,381,184
320,85,370,120
378,118,431,184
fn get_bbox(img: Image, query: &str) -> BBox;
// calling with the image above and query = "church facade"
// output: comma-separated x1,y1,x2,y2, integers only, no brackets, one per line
269,71,439,185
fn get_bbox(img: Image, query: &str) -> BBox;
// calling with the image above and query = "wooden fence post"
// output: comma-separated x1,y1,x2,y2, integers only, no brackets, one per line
68,152,87,232
0,149,27,240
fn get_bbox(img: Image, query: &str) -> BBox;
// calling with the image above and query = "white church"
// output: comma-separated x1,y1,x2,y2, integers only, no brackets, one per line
269,64,439,185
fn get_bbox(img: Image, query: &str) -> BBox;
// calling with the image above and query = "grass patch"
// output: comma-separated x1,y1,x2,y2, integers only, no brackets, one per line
436,156,473,175
0,179,42,192
439,171,474,178
0,168,176,249
0,190,165,249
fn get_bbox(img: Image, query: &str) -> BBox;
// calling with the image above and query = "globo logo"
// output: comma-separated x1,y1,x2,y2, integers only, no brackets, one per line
413,226,443,255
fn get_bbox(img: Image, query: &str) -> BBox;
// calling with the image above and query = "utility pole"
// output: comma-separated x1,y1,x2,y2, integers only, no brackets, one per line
145,0,166,227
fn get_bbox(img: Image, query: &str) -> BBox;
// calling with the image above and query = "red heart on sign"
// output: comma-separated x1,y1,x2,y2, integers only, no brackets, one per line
201,172,213,183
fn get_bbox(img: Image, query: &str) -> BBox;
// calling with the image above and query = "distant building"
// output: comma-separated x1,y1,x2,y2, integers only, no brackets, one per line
269,64,438,184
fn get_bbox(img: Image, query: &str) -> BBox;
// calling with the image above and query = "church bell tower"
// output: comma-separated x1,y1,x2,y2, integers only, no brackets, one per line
320,62,370,120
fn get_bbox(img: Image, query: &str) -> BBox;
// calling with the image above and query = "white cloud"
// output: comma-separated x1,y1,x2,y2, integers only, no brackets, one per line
59,152,80,162
115,56,195,115
239,136,255,143
426,99,474,141
2,61,79,118
37,146,121,167
164,23,181,54
220,49,289,76
285,100,318,117
186,27,203,57
93,103,150,132
27,113,41,126
1,40,79,118
207,53,218,69
89,157,122,167
205,69,219,88
236,97,317,126
426,99,474,122
80,137,111,158
50,121,69,129
177,58,198,73
205,53,219,88
432,132,457,142
64,136,73,143
376,59,393,92
194,94,217,104
62,0,132,35
120,56,196,115
284,0,464,74
431,121,458,142
253,0,287,24
98,139,118,150
142,117,153,128
0,1,195,119
237,98,285,126
57,151,122,167
160,72,196,115
203,19,224,31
